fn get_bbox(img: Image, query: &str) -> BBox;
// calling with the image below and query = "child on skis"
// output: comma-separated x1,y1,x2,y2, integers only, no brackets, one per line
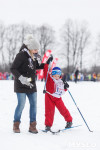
43,55,73,132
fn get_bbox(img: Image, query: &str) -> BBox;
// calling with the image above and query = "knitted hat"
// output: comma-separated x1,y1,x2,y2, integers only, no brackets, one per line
52,67,62,76
24,34,40,50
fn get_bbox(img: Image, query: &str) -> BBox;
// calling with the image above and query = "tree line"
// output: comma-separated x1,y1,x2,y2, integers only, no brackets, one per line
0,19,100,74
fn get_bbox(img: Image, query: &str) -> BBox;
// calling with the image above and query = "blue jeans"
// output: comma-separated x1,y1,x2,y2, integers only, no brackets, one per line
14,92,37,123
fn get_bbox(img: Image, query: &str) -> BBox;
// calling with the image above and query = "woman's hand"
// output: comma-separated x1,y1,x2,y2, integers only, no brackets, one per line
18,75,33,88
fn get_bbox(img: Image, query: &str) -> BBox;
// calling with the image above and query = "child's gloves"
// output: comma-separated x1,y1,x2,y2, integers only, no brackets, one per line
18,75,33,88
46,55,53,64
64,81,69,89
43,90,46,93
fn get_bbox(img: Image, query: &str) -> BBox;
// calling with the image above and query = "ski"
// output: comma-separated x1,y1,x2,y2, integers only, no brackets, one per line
41,129,60,134
59,124,82,132
41,125,82,134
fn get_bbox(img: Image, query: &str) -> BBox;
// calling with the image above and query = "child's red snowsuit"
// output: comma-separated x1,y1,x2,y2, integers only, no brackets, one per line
44,64,72,127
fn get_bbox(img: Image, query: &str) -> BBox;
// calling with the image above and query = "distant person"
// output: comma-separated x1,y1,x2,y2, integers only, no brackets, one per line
11,34,46,134
62,73,67,82
92,72,96,82
43,62,73,132
74,68,79,83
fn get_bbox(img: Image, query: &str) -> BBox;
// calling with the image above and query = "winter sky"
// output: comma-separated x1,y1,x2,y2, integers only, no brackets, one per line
0,0,100,36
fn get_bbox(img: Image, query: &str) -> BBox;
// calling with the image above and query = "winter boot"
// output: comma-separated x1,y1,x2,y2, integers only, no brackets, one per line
29,121,38,134
13,122,20,133
65,122,72,128
45,126,51,132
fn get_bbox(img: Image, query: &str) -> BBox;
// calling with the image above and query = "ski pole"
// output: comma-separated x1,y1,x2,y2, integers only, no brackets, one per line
43,61,51,93
68,89,93,132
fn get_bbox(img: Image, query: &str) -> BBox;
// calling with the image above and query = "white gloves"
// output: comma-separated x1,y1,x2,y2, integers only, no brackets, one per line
18,75,33,88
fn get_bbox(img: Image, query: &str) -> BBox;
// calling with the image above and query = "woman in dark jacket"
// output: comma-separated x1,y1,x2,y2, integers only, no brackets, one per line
11,34,45,134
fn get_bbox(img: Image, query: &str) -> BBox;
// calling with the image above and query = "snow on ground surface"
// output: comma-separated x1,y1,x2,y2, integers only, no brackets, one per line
0,80,100,150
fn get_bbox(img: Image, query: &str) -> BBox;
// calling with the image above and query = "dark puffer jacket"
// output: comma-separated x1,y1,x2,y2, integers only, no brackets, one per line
10,50,44,93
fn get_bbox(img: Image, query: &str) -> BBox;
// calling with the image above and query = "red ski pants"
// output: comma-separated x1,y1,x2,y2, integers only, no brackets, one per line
45,93,72,127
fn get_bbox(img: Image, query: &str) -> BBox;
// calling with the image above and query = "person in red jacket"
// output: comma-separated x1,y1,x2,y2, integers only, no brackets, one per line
43,57,73,132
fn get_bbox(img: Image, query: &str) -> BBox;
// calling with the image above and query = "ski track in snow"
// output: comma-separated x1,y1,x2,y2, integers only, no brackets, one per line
0,80,100,150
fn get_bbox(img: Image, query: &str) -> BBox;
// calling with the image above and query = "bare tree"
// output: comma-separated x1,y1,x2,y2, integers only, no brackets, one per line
61,19,73,73
19,23,36,46
5,24,20,66
70,24,80,69
61,20,90,73
95,34,100,66
0,22,5,68
36,25,55,57
79,24,90,72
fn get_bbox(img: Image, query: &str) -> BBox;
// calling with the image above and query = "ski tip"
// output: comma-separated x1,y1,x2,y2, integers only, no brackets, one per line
89,130,93,132
50,130,60,134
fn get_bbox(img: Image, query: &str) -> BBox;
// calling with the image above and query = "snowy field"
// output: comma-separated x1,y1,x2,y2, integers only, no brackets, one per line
0,80,100,150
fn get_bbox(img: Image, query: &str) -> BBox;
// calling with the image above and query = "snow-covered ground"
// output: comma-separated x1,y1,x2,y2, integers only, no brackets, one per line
0,80,100,150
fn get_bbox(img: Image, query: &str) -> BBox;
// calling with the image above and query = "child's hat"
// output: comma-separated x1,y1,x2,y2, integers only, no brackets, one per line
52,67,62,76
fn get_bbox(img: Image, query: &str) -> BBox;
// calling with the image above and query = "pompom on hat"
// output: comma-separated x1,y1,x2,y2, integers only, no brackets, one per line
52,67,62,76
24,34,40,50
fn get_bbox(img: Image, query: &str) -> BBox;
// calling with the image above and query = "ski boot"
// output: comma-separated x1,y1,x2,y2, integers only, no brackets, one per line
65,122,72,128
45,126,51,132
